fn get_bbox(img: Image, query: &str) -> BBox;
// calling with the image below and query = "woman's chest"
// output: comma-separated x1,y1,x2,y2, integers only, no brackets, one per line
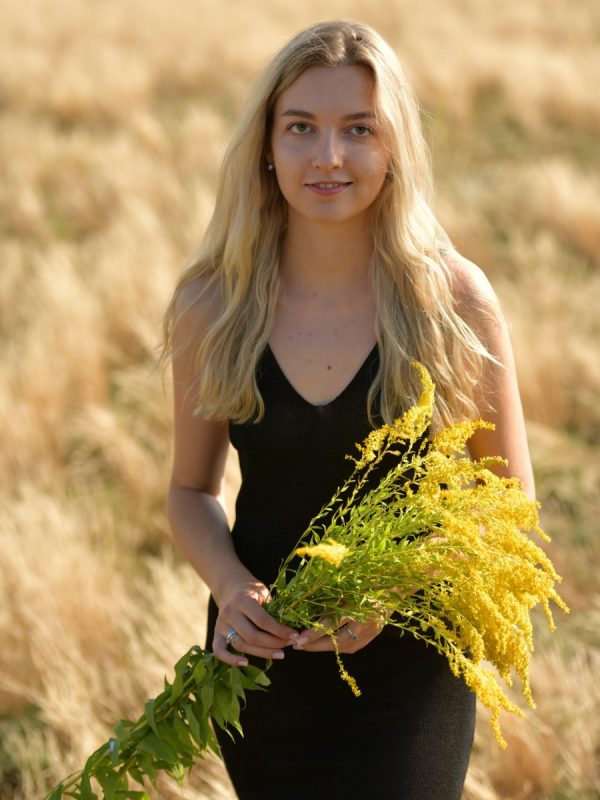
268,293,377,407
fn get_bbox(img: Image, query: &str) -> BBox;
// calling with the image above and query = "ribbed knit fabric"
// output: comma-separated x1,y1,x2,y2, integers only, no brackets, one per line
205,344,475,799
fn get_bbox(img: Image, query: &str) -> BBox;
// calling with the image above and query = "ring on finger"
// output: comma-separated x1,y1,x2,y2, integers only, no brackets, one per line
225,628,239,646
344,624,358,641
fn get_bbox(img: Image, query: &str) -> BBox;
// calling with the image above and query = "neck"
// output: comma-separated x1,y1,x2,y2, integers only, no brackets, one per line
279,213,372,295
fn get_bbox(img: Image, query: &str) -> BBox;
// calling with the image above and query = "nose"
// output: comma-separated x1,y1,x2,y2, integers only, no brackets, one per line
312,130,343,170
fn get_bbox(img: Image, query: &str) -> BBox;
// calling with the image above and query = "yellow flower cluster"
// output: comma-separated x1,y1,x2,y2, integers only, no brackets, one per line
334,642,362,697
295,539,349,567
432,418,495,455
268,361,568,748
350,360,434,468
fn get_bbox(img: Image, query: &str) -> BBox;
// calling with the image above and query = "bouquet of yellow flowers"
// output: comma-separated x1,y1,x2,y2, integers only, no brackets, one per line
45,362,568,799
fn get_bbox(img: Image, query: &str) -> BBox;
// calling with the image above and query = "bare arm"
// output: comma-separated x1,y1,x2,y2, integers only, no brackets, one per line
167,279,299,664
449,253,536,501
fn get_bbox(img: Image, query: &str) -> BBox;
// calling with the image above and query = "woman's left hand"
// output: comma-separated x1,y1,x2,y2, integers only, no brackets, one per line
291,613,385,653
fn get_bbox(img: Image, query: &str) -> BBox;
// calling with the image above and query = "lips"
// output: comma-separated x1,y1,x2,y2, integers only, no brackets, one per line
306,181,352,196
309,181,350,188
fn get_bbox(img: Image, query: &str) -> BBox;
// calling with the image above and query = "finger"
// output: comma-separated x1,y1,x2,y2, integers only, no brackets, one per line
297,621,381,653
297,624,358,652
215,627,286,662
294,620,351,651
297,615,351,643
242,600,300,643
213,633,249,667
227,612,297,650
219,630,287,661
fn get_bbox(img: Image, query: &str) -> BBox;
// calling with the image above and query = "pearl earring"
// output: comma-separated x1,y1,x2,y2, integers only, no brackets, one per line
267,162,275,171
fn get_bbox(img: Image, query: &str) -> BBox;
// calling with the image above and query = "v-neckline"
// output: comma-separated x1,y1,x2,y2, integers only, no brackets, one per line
265,342,378,409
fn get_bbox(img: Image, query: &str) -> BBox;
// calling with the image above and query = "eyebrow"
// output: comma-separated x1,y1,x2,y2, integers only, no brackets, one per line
280,109,375,121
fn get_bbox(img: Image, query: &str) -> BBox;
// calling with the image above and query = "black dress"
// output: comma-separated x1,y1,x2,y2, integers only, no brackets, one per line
205,344,475,800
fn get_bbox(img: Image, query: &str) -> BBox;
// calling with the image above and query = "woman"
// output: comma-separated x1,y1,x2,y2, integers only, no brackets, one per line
160,19,534,800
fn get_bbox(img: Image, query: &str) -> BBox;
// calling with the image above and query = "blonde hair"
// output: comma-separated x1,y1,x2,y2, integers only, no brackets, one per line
158,19,497,430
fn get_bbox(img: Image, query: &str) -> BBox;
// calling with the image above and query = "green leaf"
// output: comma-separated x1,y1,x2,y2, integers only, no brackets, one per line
250,667,271,687
127,765,146,788
79,771,97,800
44,784,63,800
183,703,203,747
197,713,220,756
94,768,124,800
171,669,185,701
113,721,132,745
201,680,214,713
193,660,207,683
175,649,192,672
108,738,120,766
211,714,236,742
170,762,185,787
212,683,236,731
172,712,195,753
137,732,177,764
155,719,190,760
229,717,244,737
238,671,259,690
226,693,241,723
135,755,157,788
229,666,242,693
151,686,171,708
211,706,226,731
144,698,159,738
214,683,231,708
171,648,195,699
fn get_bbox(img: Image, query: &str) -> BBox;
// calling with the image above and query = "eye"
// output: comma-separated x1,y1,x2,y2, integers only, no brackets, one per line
349,124,374,137
287,122,312,134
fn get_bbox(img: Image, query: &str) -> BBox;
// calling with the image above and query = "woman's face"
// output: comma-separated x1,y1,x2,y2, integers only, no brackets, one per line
269,65,389,228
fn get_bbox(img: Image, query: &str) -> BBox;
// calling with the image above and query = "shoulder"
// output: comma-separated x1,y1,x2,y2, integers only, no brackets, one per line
172,272,221,348
441,253,534,498
443,249,507,347
444,250,501,315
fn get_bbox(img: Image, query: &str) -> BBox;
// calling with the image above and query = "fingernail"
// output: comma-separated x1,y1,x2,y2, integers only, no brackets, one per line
273,651,285,659
238,659,248,667
295,636,308,645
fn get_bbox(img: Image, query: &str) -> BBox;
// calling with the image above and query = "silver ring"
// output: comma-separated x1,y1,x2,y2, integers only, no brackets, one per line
345,625,358,641
225,628,239,646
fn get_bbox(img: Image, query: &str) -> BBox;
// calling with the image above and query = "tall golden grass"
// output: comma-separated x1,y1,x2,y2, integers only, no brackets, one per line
1,1,598,797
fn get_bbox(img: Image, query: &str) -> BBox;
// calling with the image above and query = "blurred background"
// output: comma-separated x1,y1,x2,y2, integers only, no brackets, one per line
0,0,598,797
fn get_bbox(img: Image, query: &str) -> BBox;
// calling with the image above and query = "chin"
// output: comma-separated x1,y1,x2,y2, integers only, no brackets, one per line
290,204,367,227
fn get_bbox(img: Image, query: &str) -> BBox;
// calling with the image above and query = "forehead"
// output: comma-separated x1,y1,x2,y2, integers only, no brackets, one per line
274,65,375,116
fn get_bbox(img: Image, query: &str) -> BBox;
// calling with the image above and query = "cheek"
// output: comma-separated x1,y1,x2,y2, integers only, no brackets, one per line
359,151,389,190
273,169,303,208
370,146,390,172
273,146,305,178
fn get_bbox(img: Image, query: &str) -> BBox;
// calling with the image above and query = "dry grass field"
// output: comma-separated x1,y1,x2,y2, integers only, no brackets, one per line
1,0,599,798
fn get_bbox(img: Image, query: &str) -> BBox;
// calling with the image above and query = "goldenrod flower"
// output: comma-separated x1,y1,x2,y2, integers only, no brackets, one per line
270,361,568,748
432,418,495,455
295,539,348,567
334,641,362,697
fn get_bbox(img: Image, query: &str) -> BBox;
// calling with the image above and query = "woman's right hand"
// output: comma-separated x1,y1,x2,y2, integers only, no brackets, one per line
212,574,300,666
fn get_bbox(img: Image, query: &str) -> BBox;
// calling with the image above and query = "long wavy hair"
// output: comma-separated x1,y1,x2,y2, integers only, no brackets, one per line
157,19,497,431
